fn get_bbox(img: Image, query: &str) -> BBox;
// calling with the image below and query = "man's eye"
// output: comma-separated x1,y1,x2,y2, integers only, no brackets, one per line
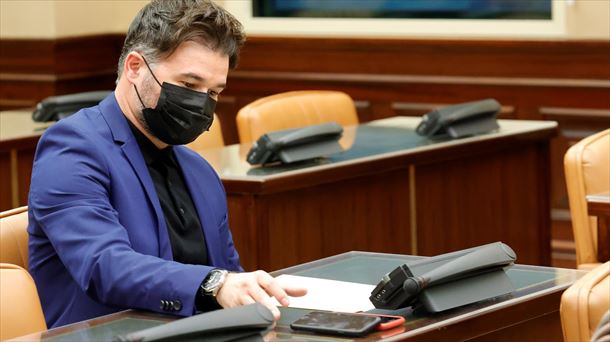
183,82,194,88
209,91,219,98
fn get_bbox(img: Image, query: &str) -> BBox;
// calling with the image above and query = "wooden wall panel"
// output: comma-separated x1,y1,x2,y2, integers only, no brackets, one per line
0,151,12,209
415,142,551,265
236,38,610,79
2,34,608,265
0,34,122,110
16,148,36,206
0,143,38,211
220,37,608,268
227,194,260,272
228,169,412,271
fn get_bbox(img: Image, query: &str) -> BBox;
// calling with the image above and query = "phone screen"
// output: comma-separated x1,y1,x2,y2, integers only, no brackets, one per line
290,311,381,337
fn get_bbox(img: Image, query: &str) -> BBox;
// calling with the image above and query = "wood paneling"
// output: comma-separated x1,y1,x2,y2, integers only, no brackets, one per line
236,38,610,79
228,168,412,271
0,34,123,110
0,144,37,211
219,121,555,270
16,148,35,206
2,34,608,265
0,151,12,209
415,142,550,264
220,37,609,268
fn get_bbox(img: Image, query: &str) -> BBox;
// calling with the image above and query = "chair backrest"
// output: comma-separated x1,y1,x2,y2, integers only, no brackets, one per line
236,90,359,143
0,206,29,268
560,261,610,342
590,309,610,342
564,129,610,269
0,263,47,340
185,113,224,150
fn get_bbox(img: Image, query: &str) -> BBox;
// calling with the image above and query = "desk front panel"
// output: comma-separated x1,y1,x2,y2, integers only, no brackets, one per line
0,111,46,210
11,252,582,342
270,251,582,341
199,118,556,270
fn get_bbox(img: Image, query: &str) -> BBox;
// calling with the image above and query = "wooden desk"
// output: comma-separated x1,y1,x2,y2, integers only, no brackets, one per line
587,192,610,262
1,114,556,269
196,117,557,270
10,251,584,342
0,111,48,210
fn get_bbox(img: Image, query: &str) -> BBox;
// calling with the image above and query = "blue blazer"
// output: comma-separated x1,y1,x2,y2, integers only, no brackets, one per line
28,94,242,328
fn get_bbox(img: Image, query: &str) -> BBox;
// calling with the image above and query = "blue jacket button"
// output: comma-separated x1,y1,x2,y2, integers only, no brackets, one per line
173,300,182,311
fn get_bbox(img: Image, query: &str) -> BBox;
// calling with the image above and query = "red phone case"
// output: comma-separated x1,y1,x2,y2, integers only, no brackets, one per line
377,315,405,331
355,313,406,331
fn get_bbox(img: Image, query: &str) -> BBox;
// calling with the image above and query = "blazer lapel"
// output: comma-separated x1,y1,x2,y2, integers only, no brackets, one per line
99,94,173,261
174,149,222,266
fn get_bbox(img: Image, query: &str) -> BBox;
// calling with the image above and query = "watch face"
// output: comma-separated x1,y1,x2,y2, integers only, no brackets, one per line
203,270,226,293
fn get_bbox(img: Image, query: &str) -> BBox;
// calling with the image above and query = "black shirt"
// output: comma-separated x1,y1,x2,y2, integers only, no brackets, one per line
128,122,208,266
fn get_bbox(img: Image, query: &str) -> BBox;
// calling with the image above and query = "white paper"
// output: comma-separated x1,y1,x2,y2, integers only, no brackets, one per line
272,274,375,312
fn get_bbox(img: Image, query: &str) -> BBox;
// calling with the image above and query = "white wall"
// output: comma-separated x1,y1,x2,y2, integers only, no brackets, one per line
565,0,610,39
0,0,147,39
0,0,57,38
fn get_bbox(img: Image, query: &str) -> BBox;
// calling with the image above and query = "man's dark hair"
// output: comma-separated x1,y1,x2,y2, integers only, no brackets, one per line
117,0,245,82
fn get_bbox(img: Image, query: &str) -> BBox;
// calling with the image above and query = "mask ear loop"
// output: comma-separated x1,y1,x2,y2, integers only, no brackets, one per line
133,54,162,108
140,55,163,87
133,84,147,109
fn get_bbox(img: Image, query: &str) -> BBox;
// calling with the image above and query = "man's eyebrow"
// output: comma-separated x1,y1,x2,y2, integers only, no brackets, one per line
180,72,226,89
180,72,204,82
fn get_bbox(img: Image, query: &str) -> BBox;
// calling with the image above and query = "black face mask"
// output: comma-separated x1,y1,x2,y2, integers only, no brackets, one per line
134,57,216,145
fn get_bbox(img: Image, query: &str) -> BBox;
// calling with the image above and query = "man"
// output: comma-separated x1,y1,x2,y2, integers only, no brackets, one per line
28,0,305,328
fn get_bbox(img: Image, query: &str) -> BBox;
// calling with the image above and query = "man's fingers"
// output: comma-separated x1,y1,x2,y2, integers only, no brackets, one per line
241,294,280,319
261,297,281,320
284,285,308,298
216,271,295,321
248,282,272,304
256,272,291,306
240,295,256,306
247,286,280,320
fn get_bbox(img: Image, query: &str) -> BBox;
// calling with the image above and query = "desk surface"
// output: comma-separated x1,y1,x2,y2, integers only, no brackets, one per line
195,116,556,269
587,191,610,216
196,117,556,189
0,113,557,269
0,110,48,143
11,252,583,342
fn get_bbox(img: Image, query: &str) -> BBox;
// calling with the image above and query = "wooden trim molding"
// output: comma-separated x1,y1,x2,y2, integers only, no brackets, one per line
0,34,124,110
539,107,610,119
229,70,610,88
0,34,124,74
237,37,610,79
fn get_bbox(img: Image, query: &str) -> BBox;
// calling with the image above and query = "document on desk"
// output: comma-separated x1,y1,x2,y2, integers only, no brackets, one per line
273,274,376,312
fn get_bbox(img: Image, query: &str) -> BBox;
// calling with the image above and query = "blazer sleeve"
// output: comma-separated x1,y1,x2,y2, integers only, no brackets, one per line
29,122,213,316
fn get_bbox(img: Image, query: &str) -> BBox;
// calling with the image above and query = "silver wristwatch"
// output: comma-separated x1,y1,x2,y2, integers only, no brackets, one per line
201,269,228,298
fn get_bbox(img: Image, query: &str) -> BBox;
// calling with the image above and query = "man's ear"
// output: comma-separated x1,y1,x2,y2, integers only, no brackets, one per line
124,52,144,84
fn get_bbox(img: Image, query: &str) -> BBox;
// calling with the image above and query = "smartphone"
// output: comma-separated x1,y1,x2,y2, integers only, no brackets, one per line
290,311,382,337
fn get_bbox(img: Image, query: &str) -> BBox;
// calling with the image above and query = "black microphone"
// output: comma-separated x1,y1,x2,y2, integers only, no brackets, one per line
370,242,516,310
401,242,516,299
114,303,274,342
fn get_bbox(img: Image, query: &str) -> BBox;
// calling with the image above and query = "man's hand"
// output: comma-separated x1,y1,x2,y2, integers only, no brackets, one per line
215,270,307,320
